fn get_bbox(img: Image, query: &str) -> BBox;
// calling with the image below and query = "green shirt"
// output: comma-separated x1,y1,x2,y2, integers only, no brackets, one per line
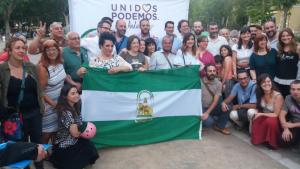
62,47,88,82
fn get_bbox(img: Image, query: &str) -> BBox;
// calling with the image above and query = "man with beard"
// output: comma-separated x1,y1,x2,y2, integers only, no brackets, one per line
201,64,230,135
136,19,158,42
207,22,228,56
221,69,256,132
114,19,128,54
279,80,300,147
264,20,279,50
81,18,116,60
149,36,182,70
192,20,204,39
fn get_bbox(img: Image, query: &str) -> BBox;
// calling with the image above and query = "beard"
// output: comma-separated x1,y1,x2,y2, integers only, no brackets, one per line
210,32,218,38
207,74,215,80
267,30,276,38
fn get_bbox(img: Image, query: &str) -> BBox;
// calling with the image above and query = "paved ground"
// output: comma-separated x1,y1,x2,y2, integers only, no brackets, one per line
43,128,300,169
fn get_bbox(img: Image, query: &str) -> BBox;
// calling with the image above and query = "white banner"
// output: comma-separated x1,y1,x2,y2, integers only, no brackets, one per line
68,0,190,38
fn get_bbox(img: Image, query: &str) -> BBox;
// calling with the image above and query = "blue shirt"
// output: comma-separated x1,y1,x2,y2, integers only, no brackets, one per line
230,80,257,104
115,36,128,54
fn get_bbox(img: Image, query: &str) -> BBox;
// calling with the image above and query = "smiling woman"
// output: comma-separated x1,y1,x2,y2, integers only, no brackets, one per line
37,40,66,144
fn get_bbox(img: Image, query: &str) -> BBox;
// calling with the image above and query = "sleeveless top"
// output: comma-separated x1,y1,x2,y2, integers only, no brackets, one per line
260,91,281,113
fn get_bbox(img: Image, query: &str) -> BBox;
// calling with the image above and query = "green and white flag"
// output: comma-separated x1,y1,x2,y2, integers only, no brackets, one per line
82,66,202,148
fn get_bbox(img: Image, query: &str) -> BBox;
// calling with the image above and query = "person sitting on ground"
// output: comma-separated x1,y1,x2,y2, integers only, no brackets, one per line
251,74,283,149
201,64,230,135
0,142,47,167
279,80,300,147
221,69,256,132
77,32,132,77
50,84,99,169
120,35,148,71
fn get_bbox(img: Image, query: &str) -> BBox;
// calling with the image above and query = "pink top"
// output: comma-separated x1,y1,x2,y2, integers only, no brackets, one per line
222,56,234,81
198,50,215,77
0,52,30,62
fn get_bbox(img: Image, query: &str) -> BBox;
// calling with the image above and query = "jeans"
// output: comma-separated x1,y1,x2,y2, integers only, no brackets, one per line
202,104,229,129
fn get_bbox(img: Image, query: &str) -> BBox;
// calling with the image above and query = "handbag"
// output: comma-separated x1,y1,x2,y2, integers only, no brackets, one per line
1,64,26,142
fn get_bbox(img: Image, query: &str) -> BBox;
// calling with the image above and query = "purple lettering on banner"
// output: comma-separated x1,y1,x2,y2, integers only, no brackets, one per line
142,4,151,13
118,13,125,19
125,13,131,19
120,4,126,11
111,4,117,11
111,12,117,20
135,5,141,12
132,13,137,20
152,5,157,12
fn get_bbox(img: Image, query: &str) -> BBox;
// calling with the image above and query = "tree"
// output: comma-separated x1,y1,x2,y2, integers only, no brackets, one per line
274,0,300,28
245,0,275,24
0,0,24,38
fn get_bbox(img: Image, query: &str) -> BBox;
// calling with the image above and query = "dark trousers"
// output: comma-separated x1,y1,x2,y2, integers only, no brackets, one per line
280,127,300,147
275,82,290,98
202,104,229,129
22,110,43,169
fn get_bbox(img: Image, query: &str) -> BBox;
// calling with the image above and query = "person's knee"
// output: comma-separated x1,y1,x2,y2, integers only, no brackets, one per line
230,110,239,121
247,109,256,120
202,116,214,128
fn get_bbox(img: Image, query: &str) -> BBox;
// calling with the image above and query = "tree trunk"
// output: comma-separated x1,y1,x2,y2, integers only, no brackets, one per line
283,8,288,28
4,16,10,39
63,13,69,32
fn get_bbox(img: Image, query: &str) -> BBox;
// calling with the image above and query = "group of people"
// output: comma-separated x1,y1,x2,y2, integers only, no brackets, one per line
0,15,300,168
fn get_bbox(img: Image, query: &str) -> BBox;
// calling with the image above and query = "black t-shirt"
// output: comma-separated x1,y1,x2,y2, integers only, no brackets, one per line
276,51,299,79
7,75,39,116
121,52,146,70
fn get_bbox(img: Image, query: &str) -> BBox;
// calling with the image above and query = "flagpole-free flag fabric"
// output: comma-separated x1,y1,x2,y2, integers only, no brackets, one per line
81,66,202,148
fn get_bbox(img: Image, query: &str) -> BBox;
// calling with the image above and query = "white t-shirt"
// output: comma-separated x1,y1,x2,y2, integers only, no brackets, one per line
81,36,117,61
176,50,200,66
207,36,228,56
232,44,253,64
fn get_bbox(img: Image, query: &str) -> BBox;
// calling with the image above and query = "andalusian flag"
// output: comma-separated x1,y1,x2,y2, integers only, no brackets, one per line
81,66,202,148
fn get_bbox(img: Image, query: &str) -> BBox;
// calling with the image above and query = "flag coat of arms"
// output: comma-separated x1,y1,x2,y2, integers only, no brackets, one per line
81,66,202,148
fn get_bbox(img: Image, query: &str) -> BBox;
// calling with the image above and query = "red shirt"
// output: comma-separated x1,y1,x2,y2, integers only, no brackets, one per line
0,52,30,62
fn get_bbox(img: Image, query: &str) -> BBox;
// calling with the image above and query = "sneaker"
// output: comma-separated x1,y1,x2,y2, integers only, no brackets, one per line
214,125,231,135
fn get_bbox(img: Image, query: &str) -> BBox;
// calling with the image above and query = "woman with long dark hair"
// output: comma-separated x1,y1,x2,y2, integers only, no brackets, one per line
219,45,234,97
274,28,299,97
251,74,283,149
177,33,201,66
50,84,99,169
232,26,253,78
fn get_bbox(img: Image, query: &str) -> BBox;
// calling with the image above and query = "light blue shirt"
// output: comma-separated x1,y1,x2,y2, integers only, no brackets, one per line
230,80,257,104
149,51,183,70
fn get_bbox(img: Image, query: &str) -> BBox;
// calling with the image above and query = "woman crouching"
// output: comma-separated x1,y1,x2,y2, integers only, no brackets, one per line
50,84,99,169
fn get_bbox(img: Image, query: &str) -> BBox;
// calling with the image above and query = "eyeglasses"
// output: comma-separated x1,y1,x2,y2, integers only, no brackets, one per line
46,48,58,53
